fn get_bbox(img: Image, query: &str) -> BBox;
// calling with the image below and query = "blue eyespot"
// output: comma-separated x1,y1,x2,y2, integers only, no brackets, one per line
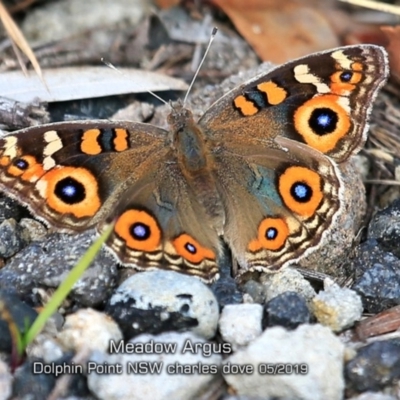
309,108,338,135
55,177,85,204
130,223,151,241
185,242,197,254
340,71,353,82
291,182,312,203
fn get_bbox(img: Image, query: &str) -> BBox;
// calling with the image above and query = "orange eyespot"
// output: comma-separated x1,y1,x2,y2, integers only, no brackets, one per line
248,217,289,252
115,209,161,252
40,166,101,218
172,234,216,264
278,166,323,217
293,94,351,154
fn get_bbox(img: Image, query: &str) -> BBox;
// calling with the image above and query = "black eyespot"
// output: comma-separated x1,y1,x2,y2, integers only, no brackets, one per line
309,108,338,135
54,177,85,204
340,71,353,82
185,242,197,254
13,158,29,170
290,182,312,203
130,223,151,241
265,227,278,240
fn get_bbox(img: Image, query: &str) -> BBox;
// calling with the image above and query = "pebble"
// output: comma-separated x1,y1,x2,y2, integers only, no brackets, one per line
57,308,122,352
87,331,223,400
241,280,266,304
0,218,28,258
311,280,363,332
0,360,12,400
12,359,56,400
219,304,263,350
0,230,118,307
260,267,316,303
223,324,344,400
0,290,37,353
345,339,400,392
106,270,219,340
263,291,310,329
368,198,400,258
351,240,400,313
348,394,397,400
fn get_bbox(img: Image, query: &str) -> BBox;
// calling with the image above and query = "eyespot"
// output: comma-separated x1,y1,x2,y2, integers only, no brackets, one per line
330,70,362,95
114,209,161,251
248,217,289,252
39,166,101,218
172,234,216,264
293,94,351,154
278,166,323,217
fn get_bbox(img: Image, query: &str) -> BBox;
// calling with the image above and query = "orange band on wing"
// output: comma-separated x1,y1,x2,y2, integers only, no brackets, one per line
113,129,129,152
233,95,258,116
257,81,287,105
81,129,102,155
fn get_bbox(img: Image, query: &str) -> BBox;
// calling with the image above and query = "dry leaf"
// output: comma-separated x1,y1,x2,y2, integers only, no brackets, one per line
211,0,339,63
0,1,43,82
381,25,400,80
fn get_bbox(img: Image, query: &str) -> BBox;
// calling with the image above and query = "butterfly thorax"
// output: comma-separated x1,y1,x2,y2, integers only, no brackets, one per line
168,102,225,228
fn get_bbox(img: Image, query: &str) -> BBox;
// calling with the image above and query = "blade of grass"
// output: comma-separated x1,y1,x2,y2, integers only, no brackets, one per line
0,0,45,83
22,224,114,349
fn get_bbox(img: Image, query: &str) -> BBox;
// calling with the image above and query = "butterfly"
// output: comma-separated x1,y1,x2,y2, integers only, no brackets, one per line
0,45,389,282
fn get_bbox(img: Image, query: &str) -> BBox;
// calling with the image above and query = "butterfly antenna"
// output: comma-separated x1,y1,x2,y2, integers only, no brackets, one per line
101,58,169,107
183,27,218,106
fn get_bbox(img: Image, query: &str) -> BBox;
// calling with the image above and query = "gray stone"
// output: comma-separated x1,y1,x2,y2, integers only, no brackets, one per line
57,308,122,352
311,279,363,332
0,360,12,400
219,304,263,350
260,267,316,303
223,324,344,400
87,331,223,400
108,270,219,339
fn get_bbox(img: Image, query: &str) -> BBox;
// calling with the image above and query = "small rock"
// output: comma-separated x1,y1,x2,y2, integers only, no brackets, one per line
348,393,397,400
87,331,223,400
351,240,400,313
106,270,219,340
368,198,400,258
19,218,47,241
0,218,28,258
223,324,344,400
57,308,122,352
0,230,118,307
311,280,363,332
241,280,265,304
260,267,316,303
0,196,28,223
0,290,37,353
345,339,400,392
12,359,56,399
210,271,243,306
219,304,263,350
263,291,310,329
0,360,12,400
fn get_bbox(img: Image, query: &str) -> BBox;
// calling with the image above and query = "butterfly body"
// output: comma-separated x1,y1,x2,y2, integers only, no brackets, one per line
0,45,389,282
